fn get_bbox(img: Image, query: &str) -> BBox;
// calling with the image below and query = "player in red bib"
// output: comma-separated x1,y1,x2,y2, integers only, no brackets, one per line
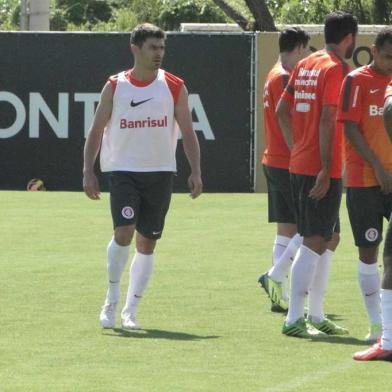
276,11,358,338
258,27,311,312
337,28,392,343
83,24,202,330
353,44,392,362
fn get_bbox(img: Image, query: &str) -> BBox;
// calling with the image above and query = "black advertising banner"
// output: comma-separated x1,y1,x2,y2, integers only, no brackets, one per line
0,32,253,192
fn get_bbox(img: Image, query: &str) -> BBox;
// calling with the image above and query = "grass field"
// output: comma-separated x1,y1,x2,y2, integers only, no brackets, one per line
1,192,391,391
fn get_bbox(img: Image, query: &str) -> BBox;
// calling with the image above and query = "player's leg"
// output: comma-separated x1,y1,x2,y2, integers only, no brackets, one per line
353,215,392,361
346,187,383,341
121,172,173,329
259,166,297,310
304,179,347,334
100,172,140,328
282,175,327,336
121,233,156,330
262,166,296,265
284,176,346,336
381,218,392,354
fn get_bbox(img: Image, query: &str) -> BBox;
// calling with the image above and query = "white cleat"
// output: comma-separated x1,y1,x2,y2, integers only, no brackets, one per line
121,314,141,330
100,302,118,329
364,323,382,343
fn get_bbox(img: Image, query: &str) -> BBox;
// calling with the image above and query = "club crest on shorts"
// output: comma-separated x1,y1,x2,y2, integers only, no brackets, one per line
121,206,134,219
365,228,378,242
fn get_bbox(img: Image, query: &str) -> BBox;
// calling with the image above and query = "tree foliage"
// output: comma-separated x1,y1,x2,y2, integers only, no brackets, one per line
0,0,391,32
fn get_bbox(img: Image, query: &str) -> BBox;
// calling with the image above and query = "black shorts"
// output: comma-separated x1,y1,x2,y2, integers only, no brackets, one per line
263,165,296,224
109,171,173,240
346,186,392,248
290,173,342,240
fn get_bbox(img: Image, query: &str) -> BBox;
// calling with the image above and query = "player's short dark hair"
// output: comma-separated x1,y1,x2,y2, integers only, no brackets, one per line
130,23,165,47
375,27,392,50
279,27,310,53
324,11,358,44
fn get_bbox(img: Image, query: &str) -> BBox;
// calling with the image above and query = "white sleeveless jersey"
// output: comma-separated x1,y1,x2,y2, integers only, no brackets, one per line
100,69,179,172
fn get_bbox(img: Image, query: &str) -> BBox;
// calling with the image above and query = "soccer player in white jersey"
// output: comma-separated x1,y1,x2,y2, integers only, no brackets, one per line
83,23,202,330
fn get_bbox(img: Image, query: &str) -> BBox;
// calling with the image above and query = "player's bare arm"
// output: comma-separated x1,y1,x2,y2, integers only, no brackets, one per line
174,84,203,199
309,105,336,200
276,98,293,150
83,82,113,200
384,97,392,142
345,120,392,194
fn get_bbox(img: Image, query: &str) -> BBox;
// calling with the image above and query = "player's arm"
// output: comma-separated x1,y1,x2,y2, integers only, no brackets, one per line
83,81,113,200
384,96,392,142
174,84,202,199
344,120,392,194
276,97,293,150
308,105,336,200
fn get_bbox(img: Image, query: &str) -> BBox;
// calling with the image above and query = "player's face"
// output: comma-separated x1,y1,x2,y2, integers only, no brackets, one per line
136,37,165,70
373,42,392,75
344,34,356,59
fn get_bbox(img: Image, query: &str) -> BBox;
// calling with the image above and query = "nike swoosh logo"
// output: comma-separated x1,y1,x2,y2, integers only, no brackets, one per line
370,89,379,94
152,231,161,235
130,98,153,107
365,291,378,297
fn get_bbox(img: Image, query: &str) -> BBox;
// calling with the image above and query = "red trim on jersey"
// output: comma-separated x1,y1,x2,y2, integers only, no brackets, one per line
163,71,184,104
108,69,184,103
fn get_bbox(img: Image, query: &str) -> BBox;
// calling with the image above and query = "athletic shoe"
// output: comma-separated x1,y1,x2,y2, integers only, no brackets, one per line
307,317,349,335
353,341,392,361
364,323,382,343
258,273,288,311
282,318,327,338
121,314,141,330
100,302,118,329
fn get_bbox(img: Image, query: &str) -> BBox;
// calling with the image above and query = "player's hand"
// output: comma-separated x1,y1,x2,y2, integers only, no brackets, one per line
374,165,392,194
188,172,203,199
83,171,101,200
308,168,330,200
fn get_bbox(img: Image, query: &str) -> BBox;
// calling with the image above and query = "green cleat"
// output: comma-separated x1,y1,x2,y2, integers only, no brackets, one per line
258,273,288,311
307,317,349,335
282,318,327,338
364,323,382,343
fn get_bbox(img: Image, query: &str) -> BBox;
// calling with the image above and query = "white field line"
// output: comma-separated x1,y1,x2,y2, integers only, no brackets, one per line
263,360,357,392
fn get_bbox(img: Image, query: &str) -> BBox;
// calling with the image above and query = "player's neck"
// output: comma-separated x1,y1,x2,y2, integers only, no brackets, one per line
279,53,293,71
325,44,345,60
130,66,159,83
369,62,390,77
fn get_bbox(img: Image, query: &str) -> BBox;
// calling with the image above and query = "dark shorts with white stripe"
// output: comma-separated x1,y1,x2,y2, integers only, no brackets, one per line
109,171,173,240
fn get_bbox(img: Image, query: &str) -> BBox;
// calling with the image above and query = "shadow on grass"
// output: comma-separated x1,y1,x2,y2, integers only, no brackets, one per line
103,328,220,341
325,314,345,321
309,336,369,346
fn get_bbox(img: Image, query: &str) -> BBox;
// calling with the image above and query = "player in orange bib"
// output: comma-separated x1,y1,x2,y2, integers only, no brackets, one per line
258,28,310,312
353,42,392,362
337,28,392,343
276,11,358,338
83,24,202,330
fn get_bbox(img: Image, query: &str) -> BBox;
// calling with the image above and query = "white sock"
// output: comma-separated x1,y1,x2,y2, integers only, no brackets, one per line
122,251,154,317
272,235,291,265
286,245,320,324
106,238,130,304
308,249,333,322
358,260,382,325
269,234,303,281
381,289,392,350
